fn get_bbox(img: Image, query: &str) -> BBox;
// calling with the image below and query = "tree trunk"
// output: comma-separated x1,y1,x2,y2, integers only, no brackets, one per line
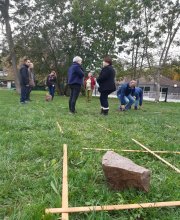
3,0,20,93
155,68,161,102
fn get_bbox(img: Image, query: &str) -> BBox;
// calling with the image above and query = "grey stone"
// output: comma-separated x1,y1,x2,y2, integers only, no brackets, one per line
102,151,151,192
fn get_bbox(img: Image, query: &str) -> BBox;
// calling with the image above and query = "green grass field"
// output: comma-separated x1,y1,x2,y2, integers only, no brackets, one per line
0,89,180,220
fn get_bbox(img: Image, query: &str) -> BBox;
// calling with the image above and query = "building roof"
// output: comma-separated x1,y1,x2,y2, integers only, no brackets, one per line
118,75,180,87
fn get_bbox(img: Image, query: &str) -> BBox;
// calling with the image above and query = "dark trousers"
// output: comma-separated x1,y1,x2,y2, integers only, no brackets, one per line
69,84,81,112
48,85,55,99
20,86,28,102
26,87,32,101
100,90,112,109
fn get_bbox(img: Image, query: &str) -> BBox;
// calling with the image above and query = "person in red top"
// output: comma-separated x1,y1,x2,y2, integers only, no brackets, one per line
84,72,96,102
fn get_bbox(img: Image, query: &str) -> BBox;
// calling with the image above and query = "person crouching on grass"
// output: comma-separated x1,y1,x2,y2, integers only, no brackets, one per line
46,71,57,100
117,80,137,111
96,56,116,116
132,87,143,110
84,72,96,102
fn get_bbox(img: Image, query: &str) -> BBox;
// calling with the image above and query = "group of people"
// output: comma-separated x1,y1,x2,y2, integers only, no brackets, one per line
67,56,143,115
19,58,35,104
19,56,143,114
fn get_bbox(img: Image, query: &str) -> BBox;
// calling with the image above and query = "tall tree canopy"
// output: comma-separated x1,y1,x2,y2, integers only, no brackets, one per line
0,0,180,99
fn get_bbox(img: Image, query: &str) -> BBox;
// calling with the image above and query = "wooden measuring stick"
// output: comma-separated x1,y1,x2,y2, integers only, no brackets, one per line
46,201,180,214
132,139,180,173
82,148,180,155
57,122,64,134
97,124,112,132
62,144,69,220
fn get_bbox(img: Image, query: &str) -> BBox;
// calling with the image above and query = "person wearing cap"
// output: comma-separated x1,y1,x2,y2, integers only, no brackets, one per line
132,87,143,110
117,80,137,111
68,56,84,114
97,56,116,115
84,72,96,102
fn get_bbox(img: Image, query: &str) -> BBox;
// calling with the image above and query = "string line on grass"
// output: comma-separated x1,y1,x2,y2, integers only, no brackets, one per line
132,139,180,174
82,147,180,155
95,124,180,172
46,145,180,217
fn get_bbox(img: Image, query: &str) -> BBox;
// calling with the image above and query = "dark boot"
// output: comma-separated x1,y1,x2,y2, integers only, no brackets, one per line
103,109,109,116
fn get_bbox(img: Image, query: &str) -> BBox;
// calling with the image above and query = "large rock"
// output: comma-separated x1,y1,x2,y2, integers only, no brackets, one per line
102,151,151,192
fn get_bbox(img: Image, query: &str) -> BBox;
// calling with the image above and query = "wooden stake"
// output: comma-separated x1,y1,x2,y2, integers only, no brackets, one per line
57,122,64,134
132,139,180,173
62,144,69,220
97,124,112,132
45,201,180,214
82,148,180,155
165,124,172,128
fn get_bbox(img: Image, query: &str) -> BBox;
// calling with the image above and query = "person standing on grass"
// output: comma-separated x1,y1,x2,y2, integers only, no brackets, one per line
132,87,143,110
26,62,35,101
117,80,137,111
19,58,31,104
46,71,57,100
84,72,96,102
68,56,84,114
97,56,116,116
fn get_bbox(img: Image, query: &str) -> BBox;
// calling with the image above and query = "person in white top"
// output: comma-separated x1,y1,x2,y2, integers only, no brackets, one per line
84,72,96,102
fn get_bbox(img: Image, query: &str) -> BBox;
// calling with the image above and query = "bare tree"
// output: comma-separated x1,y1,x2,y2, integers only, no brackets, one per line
154,0,180,101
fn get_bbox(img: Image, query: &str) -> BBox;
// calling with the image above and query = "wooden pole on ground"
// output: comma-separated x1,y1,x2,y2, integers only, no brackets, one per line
62,144,69,220
97,124,112,132
46,201,180,214
57,122,64,134
132,139,180,173
82,148,180,155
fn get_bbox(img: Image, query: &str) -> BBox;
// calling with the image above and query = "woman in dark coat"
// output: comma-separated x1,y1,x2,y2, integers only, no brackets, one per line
97,57,116,115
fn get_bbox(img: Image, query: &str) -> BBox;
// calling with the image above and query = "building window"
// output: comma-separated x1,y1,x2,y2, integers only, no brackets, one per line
144,87,150,91
161,87,168,93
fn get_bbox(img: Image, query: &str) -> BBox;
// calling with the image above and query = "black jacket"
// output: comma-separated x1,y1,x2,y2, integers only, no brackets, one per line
97,65,116,93
46,75,57,86
20,64,29,86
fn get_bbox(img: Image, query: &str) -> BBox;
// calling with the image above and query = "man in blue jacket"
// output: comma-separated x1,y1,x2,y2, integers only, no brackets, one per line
132,87,143,110
19,58,31,104
68,56,84,114
117,80,136,111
